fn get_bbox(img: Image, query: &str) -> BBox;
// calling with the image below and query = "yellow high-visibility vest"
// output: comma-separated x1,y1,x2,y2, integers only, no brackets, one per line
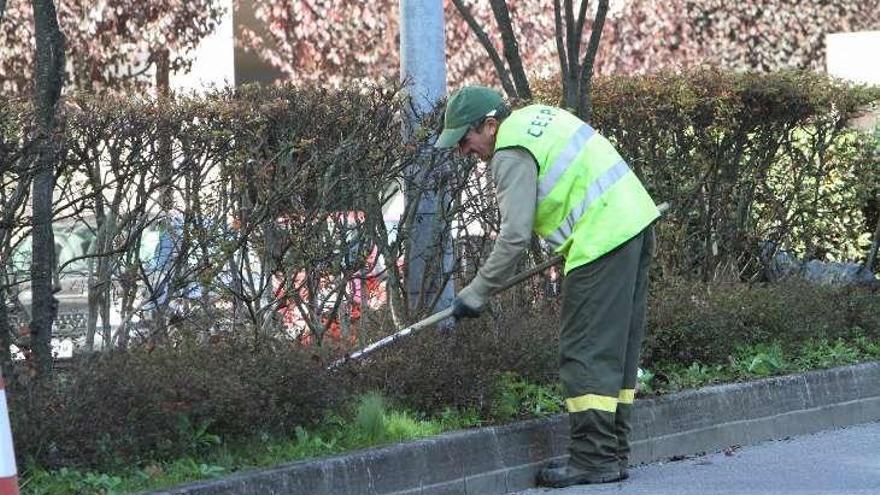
495,105,659,273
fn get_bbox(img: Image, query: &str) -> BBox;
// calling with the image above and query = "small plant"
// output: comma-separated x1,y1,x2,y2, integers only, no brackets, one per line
20,466,124,495
664,362,726,391
491,372,562,422
734,343,788,377
293,425,336,454
854,335,880,359
81,472,125,493
383,411,441,442
352,393,444,444
637,367,655,395
355,393,388,443
795,338,862,369
171,458,226,479
177,416,222,455
436,407,483,430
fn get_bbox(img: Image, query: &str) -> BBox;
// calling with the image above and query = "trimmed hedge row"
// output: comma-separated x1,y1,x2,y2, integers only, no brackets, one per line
5,70,880,470
10,279,880,468
12,338,340,467
538,70,879,280
1,71,876,352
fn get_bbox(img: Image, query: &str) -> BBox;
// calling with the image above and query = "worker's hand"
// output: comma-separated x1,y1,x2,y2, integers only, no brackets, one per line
452,297,483,319
452,283,488,320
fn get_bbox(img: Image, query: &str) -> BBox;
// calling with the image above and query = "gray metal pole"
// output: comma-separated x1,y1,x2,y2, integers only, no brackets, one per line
399,0,455,315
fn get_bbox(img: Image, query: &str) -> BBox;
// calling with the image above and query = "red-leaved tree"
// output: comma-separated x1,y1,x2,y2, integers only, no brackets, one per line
0,0,225,96
238,0,557,88
238,0,880,88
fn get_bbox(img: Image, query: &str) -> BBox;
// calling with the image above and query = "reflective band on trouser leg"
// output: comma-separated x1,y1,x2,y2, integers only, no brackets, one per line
0,372,19,495
618,389,635,405
565,393,618,413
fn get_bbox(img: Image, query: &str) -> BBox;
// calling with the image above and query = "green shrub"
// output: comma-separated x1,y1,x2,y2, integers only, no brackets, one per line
10,338,344,468
535,70,880,281
644,278,880,366
10,279,880,472
349,292,559,417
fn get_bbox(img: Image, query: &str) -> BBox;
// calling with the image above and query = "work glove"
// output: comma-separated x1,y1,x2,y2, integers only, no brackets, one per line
452,280,490,320
452,297,482,320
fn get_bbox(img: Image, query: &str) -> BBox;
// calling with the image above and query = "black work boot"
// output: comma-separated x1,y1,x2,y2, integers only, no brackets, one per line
536,460,624,488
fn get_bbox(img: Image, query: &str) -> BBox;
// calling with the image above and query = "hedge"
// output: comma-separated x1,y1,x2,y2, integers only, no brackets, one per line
9,279,880,468
3,69,880,468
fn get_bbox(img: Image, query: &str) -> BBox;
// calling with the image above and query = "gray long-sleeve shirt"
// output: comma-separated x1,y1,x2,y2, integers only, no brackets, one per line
458,148,538,306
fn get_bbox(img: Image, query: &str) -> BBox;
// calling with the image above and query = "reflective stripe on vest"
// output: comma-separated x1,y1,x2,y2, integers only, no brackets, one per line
538,124,595,203
494,105,659,273
546,157,632,247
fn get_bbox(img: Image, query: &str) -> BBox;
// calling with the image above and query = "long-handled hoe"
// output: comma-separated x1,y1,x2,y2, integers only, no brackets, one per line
329,202,670,370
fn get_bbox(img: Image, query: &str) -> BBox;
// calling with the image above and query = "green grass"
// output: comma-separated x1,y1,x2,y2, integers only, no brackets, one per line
21,394,483,495
490,372,564,422
21,335,880,494
641,334,880,395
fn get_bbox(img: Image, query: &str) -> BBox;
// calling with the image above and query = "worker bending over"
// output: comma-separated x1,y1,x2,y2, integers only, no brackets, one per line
435,86,659,488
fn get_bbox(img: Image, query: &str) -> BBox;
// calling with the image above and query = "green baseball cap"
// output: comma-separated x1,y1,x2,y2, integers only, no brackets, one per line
434,86,503,149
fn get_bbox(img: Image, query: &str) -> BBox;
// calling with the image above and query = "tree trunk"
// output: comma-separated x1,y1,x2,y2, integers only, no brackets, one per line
30,155,58,376
30,0,65,378
91,215,116,350
553,0,570,105
228,252,243,331
0,270,13,377
116,258,138,350
489,0,531,100
156,48,174,211
100,271,112,346
554,0,609,119
85,257,99,351
384,257,405,328
561,0,581,109
155,48,171,97
339,292,350,341
154,48,174,342
863,215,880,275
450,0,517,98
576,0,609,121
85,202,107,352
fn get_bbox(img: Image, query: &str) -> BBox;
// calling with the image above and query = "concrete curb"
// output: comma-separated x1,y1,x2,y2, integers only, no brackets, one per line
149,362,880,495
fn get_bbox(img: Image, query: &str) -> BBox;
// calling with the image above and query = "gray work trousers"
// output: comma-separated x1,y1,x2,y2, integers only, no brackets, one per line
558,226,654,473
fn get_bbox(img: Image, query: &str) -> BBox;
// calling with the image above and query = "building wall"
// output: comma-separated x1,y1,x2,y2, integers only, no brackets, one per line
826,31,880,85
169,0,237,92
826,31,880,131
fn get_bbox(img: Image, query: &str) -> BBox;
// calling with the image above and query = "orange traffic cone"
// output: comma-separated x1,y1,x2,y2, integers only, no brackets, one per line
0,370,19,495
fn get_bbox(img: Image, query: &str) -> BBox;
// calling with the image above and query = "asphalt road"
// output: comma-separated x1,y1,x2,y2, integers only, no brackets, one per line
513,421,880,495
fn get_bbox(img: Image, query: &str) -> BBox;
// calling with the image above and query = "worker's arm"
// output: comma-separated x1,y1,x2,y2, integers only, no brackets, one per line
454,148,537,317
